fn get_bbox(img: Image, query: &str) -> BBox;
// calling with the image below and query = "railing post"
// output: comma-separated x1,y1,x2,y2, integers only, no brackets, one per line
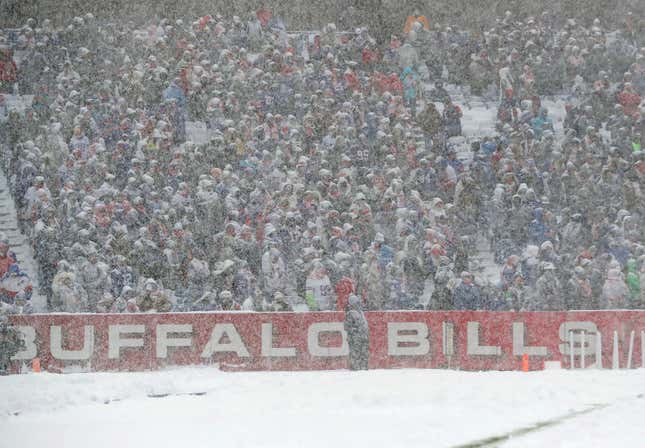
580,331,585,369
627,331,635,369
569,330,575,369
642,332,645,369
595,331,602,369
612,331,619,370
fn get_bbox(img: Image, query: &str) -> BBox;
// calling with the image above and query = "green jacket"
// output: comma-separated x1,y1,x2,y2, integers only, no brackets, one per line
626,259,640,303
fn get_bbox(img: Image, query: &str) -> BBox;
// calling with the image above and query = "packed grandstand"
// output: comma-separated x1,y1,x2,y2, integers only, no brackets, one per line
0,8,643,316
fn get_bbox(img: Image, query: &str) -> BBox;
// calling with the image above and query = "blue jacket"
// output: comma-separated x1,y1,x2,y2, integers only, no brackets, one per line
378,244,394,270
530,115,553,139
163,82,186,109
453,282,483,310
401,67,417,101
528,208,548,245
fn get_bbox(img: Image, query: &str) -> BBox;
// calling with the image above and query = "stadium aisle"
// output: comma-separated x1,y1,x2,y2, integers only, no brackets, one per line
0,168,46,312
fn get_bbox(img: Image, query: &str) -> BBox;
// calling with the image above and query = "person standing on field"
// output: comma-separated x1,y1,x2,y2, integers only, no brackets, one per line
344,294,369,370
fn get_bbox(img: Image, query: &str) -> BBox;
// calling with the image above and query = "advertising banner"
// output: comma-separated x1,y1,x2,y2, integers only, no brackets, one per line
8,311,645,372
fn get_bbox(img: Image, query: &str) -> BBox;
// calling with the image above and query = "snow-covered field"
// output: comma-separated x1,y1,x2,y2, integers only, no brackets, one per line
1,367,643,448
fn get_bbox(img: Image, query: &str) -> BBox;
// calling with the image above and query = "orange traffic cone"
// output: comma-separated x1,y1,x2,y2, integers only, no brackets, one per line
521,354,529,372
32,358,41,373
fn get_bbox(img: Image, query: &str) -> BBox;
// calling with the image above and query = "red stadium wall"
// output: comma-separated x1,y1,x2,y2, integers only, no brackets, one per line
8,311,645,373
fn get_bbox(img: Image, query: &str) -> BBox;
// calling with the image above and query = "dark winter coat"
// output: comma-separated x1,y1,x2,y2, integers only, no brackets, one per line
528,208,549,245
535,273,564,310
430,281,453,310
443,103,462,137
418,105,443,135
344,295,369,370
453,281,483,310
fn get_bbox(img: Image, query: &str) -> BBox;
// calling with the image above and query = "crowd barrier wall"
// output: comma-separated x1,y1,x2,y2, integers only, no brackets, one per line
8,310,645,373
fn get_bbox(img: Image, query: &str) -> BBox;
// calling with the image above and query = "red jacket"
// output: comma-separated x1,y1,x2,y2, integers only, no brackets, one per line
198,15,212,30
361,48,379,66
344,71,361,92
371,72,388,95
0,254,16,278
256,8,272,27
388,74,403,93
618,90,641,118
0,60,17,83
335,277,355,311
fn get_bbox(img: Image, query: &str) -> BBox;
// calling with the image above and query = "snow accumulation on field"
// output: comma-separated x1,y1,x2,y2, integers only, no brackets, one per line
1,367,644,448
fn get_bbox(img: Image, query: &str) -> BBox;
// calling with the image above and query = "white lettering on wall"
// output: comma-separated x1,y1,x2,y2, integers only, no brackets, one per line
10,326,37,360
467,322,502,356
261,323,296,357
157,324,193,358
108,324,145,359
387,322,430,356
201,323,250,358
442,322,454,356
50,325,94,360
512,322,548,356
307,322,349,357
559,321,598,356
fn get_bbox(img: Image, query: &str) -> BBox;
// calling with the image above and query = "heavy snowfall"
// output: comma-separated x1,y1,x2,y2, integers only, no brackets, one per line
0,8,643,316
0,3,644,447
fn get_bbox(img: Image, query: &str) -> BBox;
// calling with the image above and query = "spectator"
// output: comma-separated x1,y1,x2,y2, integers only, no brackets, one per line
344,294,369,370
453,271,482,310
0,235,16,278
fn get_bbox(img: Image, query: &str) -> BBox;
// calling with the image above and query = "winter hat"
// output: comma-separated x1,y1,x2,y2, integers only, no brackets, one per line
144,278,158,291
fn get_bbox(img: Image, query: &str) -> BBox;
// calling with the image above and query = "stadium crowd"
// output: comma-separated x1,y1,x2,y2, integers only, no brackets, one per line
0,8,643,315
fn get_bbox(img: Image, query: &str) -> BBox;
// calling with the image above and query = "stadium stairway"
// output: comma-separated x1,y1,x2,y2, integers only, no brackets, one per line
0,168,47,312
